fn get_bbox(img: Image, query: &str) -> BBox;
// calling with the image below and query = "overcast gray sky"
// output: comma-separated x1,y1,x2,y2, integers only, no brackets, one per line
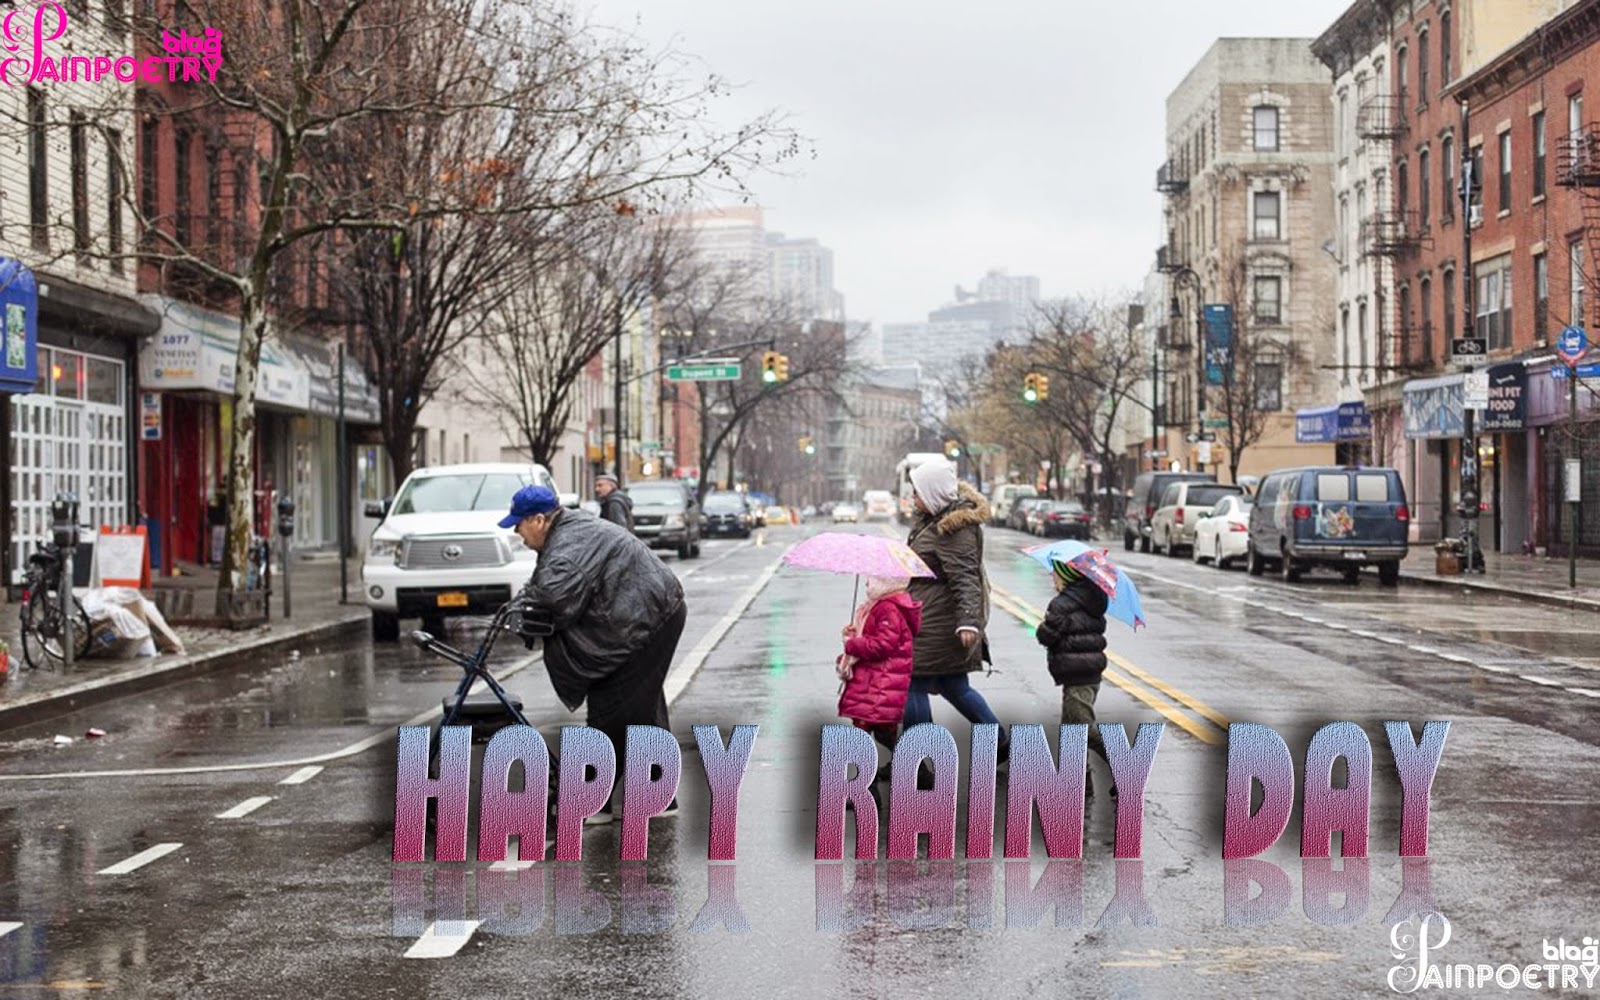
582,0,1352,326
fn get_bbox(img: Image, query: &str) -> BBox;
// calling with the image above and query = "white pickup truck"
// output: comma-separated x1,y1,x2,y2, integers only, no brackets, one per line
361,462,557,641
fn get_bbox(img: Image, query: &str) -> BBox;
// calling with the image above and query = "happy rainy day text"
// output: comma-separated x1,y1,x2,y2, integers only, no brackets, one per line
392,720,1448,863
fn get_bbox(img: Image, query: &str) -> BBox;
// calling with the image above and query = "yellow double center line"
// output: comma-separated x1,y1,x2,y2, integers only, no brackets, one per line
989,582,1230,746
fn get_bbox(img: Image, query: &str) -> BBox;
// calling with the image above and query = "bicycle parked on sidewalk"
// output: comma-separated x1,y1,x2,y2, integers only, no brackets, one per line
18,540,90,670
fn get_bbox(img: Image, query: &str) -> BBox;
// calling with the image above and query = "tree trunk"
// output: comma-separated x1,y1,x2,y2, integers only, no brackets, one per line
216,290,269,620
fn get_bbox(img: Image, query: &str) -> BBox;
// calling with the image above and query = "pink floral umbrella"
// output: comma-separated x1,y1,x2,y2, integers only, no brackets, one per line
782,532,936,606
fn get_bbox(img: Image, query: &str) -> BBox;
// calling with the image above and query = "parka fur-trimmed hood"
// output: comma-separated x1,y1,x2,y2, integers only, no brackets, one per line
933,482,993,535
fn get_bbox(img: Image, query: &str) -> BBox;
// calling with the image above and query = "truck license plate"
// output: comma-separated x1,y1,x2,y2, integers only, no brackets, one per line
1343,551,1366,561
436,592,469,608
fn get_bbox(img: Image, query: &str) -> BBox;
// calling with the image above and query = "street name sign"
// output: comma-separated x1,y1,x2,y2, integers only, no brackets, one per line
667,363,741,382
1550,362,1600,379
1558,326,1589,366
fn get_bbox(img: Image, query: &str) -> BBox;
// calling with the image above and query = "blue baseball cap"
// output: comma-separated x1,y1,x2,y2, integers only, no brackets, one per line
498,485,561,528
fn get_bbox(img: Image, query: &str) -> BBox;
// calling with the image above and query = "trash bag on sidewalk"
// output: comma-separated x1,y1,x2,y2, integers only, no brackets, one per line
77,588,187,659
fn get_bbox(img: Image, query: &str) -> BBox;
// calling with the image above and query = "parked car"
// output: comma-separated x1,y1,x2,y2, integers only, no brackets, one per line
832,502,862,524
764,505,791,525
1031,500,1093,539
1150,482,1246,556
990,483,1039,527
626,480,702,560
703,491,754,538
1192,494,1254,568
1246,466,1409,585
1123,471,1217,553
361,462,554,642
863,490,897,521
1007,496,1051,532
801,505,818,519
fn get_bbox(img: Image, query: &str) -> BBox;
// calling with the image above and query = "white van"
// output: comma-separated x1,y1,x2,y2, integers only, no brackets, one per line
990,483,1039,527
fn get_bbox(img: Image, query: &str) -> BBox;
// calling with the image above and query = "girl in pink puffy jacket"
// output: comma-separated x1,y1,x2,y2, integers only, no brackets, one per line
836,576,923,751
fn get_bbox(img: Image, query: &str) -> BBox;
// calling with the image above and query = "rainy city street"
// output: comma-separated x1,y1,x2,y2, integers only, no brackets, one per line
1,522,1597,997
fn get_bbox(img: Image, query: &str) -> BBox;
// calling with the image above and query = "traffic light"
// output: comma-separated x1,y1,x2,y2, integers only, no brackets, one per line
1035,374,1050,401
798,435,815,455
944,439,961,460
761,351,779,383
1023,373,1039,403
775,354,790,382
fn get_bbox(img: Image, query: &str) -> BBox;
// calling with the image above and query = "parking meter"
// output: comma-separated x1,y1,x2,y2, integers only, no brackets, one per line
50,494,79,549
277,495,296,537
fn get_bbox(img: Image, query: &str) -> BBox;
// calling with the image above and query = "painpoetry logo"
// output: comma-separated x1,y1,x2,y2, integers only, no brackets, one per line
1388,912,1600,992
1,1,222,87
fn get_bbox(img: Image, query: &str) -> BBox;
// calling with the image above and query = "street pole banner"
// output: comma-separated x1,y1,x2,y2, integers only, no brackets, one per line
1203,304,1233,386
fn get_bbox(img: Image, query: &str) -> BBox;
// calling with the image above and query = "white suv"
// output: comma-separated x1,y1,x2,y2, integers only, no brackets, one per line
362,463,556,641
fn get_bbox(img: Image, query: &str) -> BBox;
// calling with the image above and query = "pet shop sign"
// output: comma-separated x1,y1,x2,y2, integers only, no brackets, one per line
1,2,223,87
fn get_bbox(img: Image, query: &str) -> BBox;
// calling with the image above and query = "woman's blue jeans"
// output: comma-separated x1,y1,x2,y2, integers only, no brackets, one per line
903,674,999,729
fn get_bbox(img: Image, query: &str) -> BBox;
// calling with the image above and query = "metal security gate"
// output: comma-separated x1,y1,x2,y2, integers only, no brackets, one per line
8,351,128,582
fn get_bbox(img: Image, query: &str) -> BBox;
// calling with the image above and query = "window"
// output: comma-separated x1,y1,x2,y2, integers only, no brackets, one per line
1339,197,1349,261
1339,93,1349,149
1398,159,1410,216
1535,251,1549,342
139,117,158,246
1317,474,1352,503
1253,363,1283,411
1475,255,1513,351
1253,190,1281,240
1441,13,1451,82
1572,242,1587,328
206,146,220,253
70,112,89,261
1534,111,1547,199
1385,292,1396,379
1356,474,1392,502
174,128,191,248
1498,131,1512,211
1470,144,1484,220
1397,45,1410,106
1254,276,1282,323
1571,93,1584,141
233,158,248,262
105,128,123,273
1418,28,1429,104
1418,276,1433,359
1419,148,1431,225
28,88,47,250
1340,308,1351,384
1443,269,1456,344
1442,136,1455,221
1253,106,1279,151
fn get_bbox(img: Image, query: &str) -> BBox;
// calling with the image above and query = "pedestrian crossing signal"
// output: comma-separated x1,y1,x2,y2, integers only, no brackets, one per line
762,352,780,383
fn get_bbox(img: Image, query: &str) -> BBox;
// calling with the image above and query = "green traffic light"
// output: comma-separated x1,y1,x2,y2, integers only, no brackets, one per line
1023,389,1038,403
763,369,778,384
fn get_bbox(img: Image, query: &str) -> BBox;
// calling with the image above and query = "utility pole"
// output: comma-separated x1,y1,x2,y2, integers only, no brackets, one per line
613,295,625,485
1459,99,1483,573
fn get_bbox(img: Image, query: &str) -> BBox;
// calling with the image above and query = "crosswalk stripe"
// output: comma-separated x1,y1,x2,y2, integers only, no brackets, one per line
279,766,324,785
404,921,480,959
0,922,21,939
97,843,182,875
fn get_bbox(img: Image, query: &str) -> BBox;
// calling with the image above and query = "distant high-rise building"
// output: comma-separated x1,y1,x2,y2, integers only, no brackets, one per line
678,207,844,321
879,268,1043,384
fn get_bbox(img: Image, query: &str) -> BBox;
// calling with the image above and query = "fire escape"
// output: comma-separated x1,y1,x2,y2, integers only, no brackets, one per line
1558,123,1600,278
1356,94,1426,374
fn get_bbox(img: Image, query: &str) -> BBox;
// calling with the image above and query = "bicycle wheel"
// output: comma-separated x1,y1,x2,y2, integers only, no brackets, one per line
37,596,91,664
18,594,47,670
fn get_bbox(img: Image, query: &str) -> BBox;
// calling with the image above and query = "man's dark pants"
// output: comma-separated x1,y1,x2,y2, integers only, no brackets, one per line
585,602,688,799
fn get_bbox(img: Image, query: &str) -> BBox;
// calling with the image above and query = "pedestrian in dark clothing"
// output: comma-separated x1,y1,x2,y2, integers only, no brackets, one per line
501,484,683,823
903,459,1009,763
595,474,634,531
1034,558,1111,795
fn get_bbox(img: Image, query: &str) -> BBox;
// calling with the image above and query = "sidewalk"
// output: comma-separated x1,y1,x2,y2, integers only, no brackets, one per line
0,556,369,730
1385,548,1600,612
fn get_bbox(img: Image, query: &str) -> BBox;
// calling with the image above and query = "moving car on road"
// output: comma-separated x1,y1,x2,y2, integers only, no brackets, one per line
1246,466,1410,585
1150,481,1245,556
703,491,755,538
1031,500,1094,539
1123,471,1217,553
1192,494,1253,568
832,502,862,524
626,480,702,560
863,490,897,521
362,463,555,642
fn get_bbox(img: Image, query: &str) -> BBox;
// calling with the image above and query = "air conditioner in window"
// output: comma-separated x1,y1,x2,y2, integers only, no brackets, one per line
1468,204,1483,227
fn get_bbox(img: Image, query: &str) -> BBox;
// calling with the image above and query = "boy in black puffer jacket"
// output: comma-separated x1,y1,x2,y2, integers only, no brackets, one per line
1034,559,1111,796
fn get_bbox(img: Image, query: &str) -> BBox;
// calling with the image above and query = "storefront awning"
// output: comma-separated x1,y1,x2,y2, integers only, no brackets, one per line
1402,373,1465,439
280,335,381,425
1295,401,1372,443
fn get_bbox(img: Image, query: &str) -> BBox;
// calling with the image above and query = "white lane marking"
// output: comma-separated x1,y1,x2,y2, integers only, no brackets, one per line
1436,653,1473,664
1474,664,1511,674
97,843,182,875
404,920,481,959
216,796,274,819
1522,675,1563,687
664,543,793,706
1570,688,1600,699
279,766,323,785
0,922,20,939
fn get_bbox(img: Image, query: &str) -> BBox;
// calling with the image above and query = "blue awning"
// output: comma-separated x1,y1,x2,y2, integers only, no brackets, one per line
1295,401,1372,443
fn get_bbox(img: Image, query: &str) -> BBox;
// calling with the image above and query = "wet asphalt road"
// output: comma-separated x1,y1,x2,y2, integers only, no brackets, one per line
0,523,1596,997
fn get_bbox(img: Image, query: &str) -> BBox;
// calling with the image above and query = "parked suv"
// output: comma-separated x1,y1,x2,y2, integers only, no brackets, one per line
362,463,555,641
1246,466,1409,585
1149,481,1245,556
1124,471,1217,552
627,480,702,560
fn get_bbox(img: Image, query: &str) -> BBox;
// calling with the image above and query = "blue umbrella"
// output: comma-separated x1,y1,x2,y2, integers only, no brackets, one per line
1023,539,1146,631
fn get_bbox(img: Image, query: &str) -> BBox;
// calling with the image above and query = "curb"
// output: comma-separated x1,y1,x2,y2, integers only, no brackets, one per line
0,612,368,733
1388,568,1600,613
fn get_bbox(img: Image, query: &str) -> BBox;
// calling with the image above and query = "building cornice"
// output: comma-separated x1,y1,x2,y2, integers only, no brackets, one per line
1452,0,1600,104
